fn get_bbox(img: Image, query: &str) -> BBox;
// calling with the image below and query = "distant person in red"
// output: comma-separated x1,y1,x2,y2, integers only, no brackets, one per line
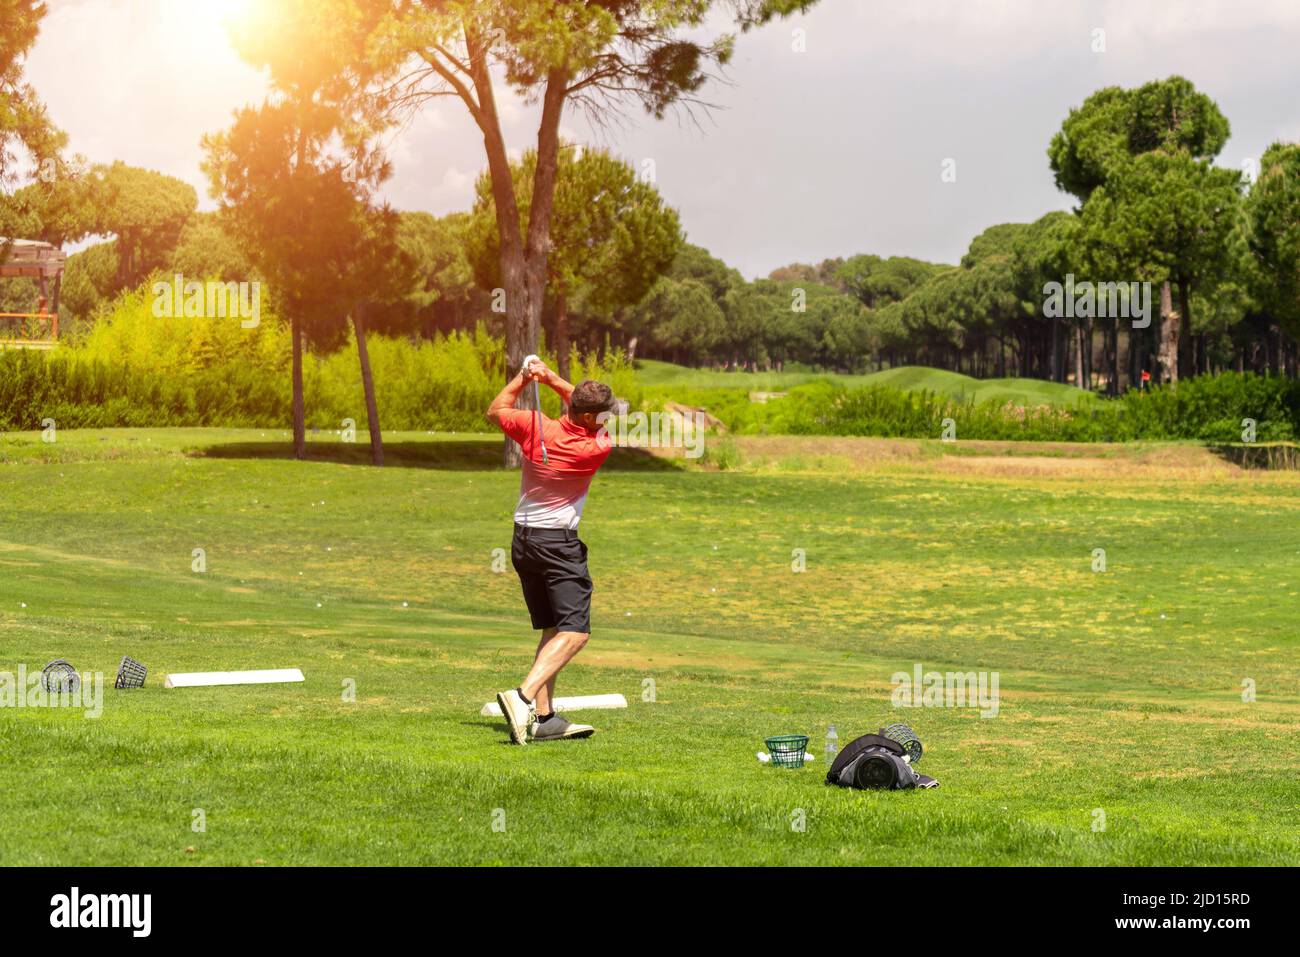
487,355,615,745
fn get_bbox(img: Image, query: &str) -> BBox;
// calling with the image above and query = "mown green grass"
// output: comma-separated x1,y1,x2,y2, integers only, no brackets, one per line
863,365,1100,407
636,359,1097,407
1,428,1297,865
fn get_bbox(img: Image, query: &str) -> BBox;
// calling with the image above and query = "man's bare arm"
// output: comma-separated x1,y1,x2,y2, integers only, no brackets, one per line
522,356,574,405
486,372,528,427
540,367,575,405
524,357,576,404
486,359,575,427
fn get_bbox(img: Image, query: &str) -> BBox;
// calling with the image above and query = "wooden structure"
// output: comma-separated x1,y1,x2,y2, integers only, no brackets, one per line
0,239,66,349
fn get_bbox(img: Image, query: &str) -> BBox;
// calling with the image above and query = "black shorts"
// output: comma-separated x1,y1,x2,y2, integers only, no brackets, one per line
511,525,593,633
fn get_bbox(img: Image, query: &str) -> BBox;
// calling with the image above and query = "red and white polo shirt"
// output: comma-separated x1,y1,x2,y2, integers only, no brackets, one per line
497,409,612,529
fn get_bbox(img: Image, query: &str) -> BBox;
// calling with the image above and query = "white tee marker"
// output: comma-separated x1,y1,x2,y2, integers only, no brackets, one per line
164,668,305,688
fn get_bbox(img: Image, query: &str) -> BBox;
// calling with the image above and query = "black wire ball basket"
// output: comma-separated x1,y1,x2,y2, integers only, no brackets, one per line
881,723,923,764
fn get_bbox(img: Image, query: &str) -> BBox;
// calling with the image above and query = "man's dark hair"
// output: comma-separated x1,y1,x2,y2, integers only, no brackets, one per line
570,379,614,414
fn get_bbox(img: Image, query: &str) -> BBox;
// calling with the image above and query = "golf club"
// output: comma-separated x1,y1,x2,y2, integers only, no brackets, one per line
522,353,548,464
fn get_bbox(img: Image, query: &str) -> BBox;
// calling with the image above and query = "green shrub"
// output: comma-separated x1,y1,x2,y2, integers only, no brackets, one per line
648,372,1300,443
700,435,742,470
4,285,1296,444
0,282,642,433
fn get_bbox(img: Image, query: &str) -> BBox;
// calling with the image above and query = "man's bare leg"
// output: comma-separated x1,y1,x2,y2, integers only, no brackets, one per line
531,627,559,715
520,630,589,706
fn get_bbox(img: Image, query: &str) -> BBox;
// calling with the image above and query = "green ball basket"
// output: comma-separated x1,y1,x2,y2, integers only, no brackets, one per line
764,734,810,769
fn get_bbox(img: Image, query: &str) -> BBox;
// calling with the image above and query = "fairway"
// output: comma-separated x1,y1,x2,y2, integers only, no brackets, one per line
1,428,1298,866
637,359,1099,408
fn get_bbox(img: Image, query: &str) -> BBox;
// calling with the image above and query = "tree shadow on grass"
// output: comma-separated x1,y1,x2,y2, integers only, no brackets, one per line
1206,442,1300,471
188,438,685,472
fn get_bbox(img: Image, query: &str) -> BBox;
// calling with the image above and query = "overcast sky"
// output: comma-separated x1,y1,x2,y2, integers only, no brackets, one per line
24,0,1300,277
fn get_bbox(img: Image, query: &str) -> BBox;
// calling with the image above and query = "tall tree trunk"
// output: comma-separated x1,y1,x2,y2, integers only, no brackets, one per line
353,302,383,467
37,273,49,338
291,315,306,459
472,62,567,465
1128,321,1144,390
1074,321,1085,387
290,120,309,460
1082,317,1094,388
555,290,571,383
466,30,538,467
1157,281,1178,385
1049,318,1061,382
1176,281,1194,381
1109,318,1120,396
49,272,62,340
1060,321,1070,383
521,69,568,349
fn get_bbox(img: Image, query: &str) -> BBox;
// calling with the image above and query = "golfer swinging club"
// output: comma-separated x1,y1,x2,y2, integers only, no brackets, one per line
488,354,616,744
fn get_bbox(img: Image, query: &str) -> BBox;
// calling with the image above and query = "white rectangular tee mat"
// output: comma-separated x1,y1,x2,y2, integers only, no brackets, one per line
164,668,305,689
480,693,627,717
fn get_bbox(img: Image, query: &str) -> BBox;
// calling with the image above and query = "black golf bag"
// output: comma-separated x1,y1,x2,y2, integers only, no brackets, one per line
825,732,939,790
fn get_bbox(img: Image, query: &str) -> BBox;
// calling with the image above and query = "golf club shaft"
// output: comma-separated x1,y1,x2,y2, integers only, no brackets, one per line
532,370,548,463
